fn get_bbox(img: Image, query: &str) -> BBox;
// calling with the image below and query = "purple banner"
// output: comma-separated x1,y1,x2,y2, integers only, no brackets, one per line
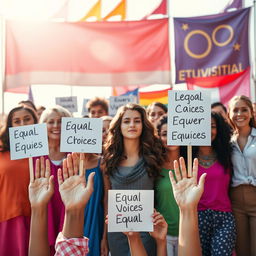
174,8,250,84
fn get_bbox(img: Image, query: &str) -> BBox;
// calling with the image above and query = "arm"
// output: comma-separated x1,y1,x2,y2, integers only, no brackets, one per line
54,153,94,256
126,233,147,256
150,211,168,256
28,157,54,256
169,157,206,256
101,169,111,256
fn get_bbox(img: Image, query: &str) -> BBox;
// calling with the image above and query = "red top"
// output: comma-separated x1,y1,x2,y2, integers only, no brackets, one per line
0,151,31,222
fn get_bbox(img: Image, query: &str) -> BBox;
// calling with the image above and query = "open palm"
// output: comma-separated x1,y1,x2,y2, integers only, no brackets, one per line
29,157,54,207
169,157,206,210
58,153,94,211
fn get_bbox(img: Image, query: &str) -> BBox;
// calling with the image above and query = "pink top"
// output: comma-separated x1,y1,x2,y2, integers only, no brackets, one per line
198,161,232,212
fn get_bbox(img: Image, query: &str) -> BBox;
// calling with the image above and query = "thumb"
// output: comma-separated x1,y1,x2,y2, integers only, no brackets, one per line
198,173,207,191
86,172,95,194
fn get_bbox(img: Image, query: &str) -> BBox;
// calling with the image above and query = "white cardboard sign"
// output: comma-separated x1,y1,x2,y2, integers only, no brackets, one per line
60,117,102,153
55,96,78,113
109,96,137,116
108,190,154,232
9,123,49,160
167,90,211,146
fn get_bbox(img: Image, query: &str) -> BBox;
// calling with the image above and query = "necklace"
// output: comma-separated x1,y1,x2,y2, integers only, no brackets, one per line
198,153,217,168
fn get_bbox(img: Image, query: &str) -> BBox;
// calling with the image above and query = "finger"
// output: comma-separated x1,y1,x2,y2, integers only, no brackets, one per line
173,160,181,182
67,154,74,177
86,172,95,194
45,159,51,179
179,157,187,179
192,158,199,181
57,168,64,185
62,159,69,180
79,153,85,177
198,173,207,191
35,159,40,179
40,156,46,177
48,175,54,194
169,170,177,188
72,152,79,175
29,157,34,183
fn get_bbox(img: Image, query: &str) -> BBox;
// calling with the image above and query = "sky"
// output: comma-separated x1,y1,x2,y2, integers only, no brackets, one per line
0,0,254,114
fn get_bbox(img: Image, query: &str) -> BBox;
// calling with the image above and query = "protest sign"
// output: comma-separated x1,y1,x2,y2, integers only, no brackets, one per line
60,117,102,153
55,96,78,113
9,123,49,160
109,96,137,116
108,190,154,232
81,99,90,117
167,90,211,146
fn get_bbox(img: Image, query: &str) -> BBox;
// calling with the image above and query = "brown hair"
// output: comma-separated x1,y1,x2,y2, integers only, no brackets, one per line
86,97,109,114
0,106,38,151
102,103,166,177
228,95,256,130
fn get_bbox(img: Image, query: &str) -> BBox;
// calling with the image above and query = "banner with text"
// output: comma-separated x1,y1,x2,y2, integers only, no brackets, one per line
55,96,78,113
167,90,211,146
108,190,154,232
109,96,137,116
174,8,250,83
9,123,49,160
60,117,102,153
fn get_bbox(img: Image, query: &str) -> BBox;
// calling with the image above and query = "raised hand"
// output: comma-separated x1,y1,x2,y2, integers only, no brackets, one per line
169,157,206,210
29,156,54,208
58,153,94,211
150,210,168,241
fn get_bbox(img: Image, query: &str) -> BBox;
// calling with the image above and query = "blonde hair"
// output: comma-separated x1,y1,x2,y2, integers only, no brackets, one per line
39,105,72,123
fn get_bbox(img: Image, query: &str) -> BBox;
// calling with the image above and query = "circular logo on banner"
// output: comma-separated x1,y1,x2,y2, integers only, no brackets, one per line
184,24,234,59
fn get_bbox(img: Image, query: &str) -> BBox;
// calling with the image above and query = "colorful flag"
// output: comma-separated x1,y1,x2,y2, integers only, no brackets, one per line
103,0,126,21
174,8,250,84
223,0,242,12
186,67,250,106
143,0,167,19
139,87,170,106
5,18,170,90
80,0,101,21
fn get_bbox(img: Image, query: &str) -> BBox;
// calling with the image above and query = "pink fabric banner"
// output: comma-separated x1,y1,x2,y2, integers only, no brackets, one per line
187,67,250,106
5,19,170,90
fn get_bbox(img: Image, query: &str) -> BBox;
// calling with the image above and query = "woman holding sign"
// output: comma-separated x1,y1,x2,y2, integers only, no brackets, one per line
0,105,38,256
193,112,236,256
36,105,72,255
228,95,256,256
103,103,166,256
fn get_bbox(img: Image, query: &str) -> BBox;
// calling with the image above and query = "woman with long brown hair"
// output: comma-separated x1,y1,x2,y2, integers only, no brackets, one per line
103,103,166,256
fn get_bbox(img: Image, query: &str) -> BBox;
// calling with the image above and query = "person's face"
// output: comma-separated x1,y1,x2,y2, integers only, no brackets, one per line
46,112,62,141
211,105,228,122
89,105,107,118
159,123,168,146
211,118,217,142
121,110,143,140
102,120,111,143
148,105,166,125
229,99,252,129
11,109,35,127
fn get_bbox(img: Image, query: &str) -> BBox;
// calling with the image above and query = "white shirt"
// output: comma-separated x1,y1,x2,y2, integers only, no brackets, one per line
231,127,256,187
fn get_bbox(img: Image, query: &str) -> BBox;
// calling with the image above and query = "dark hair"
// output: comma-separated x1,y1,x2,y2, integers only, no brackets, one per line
86,97,109,114
19,100,37,112
103,103,166,177
0,106,38,151
146,102,168,116
193,112,232,171
211,102,227,113
228,95,256,130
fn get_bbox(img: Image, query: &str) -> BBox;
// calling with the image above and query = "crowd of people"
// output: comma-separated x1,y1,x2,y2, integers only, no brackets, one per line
0,94,256,256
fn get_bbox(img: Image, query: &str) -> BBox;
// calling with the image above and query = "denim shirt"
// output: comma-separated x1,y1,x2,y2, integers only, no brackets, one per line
231,128,256,187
